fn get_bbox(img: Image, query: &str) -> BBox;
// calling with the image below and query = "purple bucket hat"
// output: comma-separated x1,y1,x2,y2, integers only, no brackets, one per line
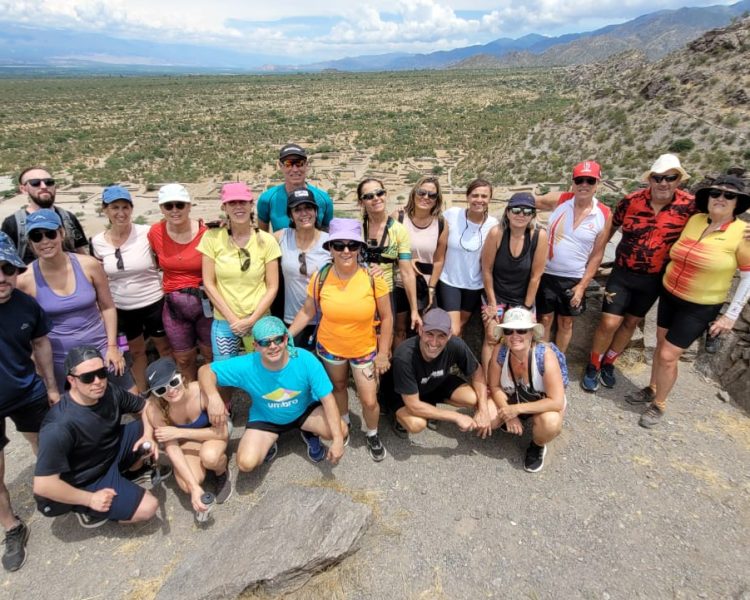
322,218,365,250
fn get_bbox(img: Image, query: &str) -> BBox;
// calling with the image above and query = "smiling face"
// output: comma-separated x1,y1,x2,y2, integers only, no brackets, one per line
28,227,64,260
504,327,532,353
572,176,598,203
255,334,289,368
291,202,317,229
0,261,19,303
418,328,450,361
103,200,133,226
281,156,308,188
707,187,739,222
466,185,491,216
648,169,682,203
159,200,191,226
222,199,254,225
414,182,438,213
359,180,387,216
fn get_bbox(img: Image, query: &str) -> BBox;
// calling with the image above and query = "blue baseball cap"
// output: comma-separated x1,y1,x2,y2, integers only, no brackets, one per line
508,192,536,209
102,185,133,205
0,232,26,271
25,209,62,233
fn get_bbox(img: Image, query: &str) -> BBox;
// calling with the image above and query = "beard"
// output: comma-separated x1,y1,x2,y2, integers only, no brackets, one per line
32,193,55,209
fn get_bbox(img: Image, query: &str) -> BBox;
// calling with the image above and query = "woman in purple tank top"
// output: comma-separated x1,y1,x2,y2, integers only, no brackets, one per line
17,209,127,392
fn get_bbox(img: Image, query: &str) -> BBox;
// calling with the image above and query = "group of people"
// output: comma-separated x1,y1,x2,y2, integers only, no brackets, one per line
0,145,748,574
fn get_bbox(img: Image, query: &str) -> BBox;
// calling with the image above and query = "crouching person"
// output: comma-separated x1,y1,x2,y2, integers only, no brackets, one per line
392,308,492,439
199,316,345,472
33,346,159,528
487,308,567,473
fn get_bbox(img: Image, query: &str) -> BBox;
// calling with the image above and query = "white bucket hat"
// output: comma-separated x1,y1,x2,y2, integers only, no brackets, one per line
158,183,192,205
499,307,545,339
641,154,690,183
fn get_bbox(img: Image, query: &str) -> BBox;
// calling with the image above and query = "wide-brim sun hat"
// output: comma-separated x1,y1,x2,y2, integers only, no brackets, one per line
641,154,690,183
322,218,365,250
499,307,545,339
158,183,191,205
694,174,750,215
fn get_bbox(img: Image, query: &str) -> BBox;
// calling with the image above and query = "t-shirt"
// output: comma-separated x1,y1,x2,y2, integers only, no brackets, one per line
257,184,334,232
545,197,610,278
0,290,51,412
210,349,332,424
147,221,207,293
91,224,163,310
35,385,145,487
197,228,282,320
1,207,88,264
393,336,479,397
307,267,389,358
663,215,750,305
439,207,498,290
278,229,330,323
612,188,696,275
364,218,412,291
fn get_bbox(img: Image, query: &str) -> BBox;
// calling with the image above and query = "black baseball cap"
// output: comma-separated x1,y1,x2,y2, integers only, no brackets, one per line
64,345,103,376
279,143,307,161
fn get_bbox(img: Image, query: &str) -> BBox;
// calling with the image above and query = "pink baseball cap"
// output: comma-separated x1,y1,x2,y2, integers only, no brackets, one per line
221,182,254,203
572,161,602,180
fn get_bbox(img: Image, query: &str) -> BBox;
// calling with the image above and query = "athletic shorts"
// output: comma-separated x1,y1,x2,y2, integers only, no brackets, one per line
602,267,662,318
117,298,167,341
162,291,213,352
0,394,50,450
211,318,254,361
535,274,585,317
657,290,722,349
245,401,322,434
288,323,317,353
393,374,468,412
394,286,410,314
437,281,483,313
316,341,376,369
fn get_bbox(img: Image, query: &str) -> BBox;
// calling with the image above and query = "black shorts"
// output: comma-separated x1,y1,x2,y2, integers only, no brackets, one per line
117,298,167,341
394,374,468,411
535,274,585,317
602,267,662,318
394,286,410,314
656,291,722,349
437,281,483,313
245,402,322,435
0,394,49,450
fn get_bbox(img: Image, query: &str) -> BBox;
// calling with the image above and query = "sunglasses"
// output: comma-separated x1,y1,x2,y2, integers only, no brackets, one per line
650,174,680,184
281,159,307,169
509,206,535,216
28,229,59,243
1,263,19,276
298,251,307,276
70,366,109,384
708,189,738,201
416,189,439,200
162,202,187,211
238,247,251,272
152,373,183,397
503,328,530,336
573,177,598,186
256,334,286,348
330,241,361,252
360,189,386,202
114,247,124,271
24,178,55,188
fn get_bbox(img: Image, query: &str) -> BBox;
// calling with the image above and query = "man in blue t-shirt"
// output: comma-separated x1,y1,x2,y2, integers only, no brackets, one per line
199,317,345,471
256,143,334,232
0,232,57,572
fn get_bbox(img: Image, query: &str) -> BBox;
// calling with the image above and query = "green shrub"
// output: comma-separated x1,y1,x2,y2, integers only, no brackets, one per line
668,138,695,153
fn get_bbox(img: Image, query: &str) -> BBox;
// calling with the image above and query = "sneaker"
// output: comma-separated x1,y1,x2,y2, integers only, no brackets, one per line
365,433,387,462
263,442,278,464
214,469,233,504
639,403,664,429
300,431,326,463
625,386,656,405
2,518,29,572
523,441,547,473
705,333,721,354
426,419,439,431
600,363,616,388
124,464,154,485
76,512,108,529
580,364,600,392
392,418,409,439
150,464,173,487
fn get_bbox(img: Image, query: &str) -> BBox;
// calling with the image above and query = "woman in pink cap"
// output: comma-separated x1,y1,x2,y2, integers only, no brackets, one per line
198,182,281,360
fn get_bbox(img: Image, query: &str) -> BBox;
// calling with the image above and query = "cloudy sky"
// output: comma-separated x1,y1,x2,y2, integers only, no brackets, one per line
0,0,739,62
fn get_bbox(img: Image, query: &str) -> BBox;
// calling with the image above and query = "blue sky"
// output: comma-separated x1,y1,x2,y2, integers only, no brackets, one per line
0,0,739,62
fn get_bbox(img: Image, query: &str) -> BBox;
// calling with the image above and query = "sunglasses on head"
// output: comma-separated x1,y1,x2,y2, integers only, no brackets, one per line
573,177,598,186
504,328,530,336
152,373,183,397
28,229,59,243
162,202,187,211
71,366,109,384
360,189,386,202
238,247,251,272
1,263,19,276
708,189,738,201
416,189,439,200
650,173,680,184
509,206,535,216
298,251,307,276
330,240,361,252
282,159,307,169
114,247,124,271
24,178,55,188
256,335,286,348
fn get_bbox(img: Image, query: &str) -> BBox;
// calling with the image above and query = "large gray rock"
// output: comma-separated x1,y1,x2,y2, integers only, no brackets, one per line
156,485,372,600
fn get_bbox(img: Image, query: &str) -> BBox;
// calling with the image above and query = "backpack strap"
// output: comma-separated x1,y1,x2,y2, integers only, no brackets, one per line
13,210,27,259
397,209,405,224
534,342,569,387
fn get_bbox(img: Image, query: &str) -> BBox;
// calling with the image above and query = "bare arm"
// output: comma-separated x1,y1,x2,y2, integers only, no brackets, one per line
34,474,115,513
287,294,316,338
85,255,124,374
534,192,561,212
481,225,501,309
469,364,491,438
31,335,60,404
374,292,393,375
398,258,421,330
524,228,548,309
570,213,612,307
429,221,448,288
319,391,344,464
198,363,228,428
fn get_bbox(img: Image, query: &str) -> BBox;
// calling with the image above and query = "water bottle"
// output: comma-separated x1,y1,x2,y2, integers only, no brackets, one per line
137,441,152,457
195,492,215,523
117,332,129,353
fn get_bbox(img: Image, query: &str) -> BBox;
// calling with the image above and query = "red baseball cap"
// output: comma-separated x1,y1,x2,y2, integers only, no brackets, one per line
572,161,602,180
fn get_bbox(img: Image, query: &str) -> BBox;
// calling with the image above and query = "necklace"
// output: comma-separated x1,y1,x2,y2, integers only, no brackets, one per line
410,213,434,230
510,351,526,366
460,209,486,252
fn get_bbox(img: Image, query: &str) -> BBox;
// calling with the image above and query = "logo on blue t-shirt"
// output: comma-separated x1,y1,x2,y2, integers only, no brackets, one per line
263,388,302,407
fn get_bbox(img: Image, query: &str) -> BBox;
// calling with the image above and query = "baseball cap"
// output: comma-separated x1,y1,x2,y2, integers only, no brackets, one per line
25,209,62,233
64,345,103,376
0,232,26,271
102,185,133,205
287,187,316,210
279,143,307,161
572,161,602,180
146,357,178,392
158,183,191,205
421,308,452,335
220,182,254,204
508,192,536,209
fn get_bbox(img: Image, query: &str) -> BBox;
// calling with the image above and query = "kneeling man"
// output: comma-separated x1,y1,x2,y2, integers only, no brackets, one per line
392,308,491,438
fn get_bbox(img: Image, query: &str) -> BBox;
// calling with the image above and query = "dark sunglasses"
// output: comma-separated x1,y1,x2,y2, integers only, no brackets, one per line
416,189,439,200
503,328,530,336
650,174,680,184
573,177,598,186
708,189,738,201
257,334,286,348
24,178,55,188
281,159,307,168
298,251,307,276
330,241,361,252
162,202,187,211
509,207,535,216
360,189,386,202
114,247,124,271
152,374,183,397
28,229,59,243
70,367,108,384
238,247,251,272
1,263,19,276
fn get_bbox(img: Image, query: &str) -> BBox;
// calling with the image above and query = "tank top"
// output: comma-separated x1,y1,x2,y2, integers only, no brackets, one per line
174,410,211,429
492,228,539,305
279,229,330,323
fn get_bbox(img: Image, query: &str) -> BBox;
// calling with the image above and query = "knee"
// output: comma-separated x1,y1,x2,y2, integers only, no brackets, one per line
657,347,679,366
200,447,224,470
534,412,562,437
621,316,641,332
332,379,348,394
236,452,261,473
131,492,158,522
558,317,573,332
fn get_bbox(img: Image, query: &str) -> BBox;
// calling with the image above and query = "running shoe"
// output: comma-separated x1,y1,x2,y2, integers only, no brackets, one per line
625,386,656,405
76,512,108,529
639,403,664,429
2,518,29,572
365,433,387,462
580,364,600,392
523,442,547,473
214,469,233,504
263,442,279,464
300,431,326,463
600,363,616,388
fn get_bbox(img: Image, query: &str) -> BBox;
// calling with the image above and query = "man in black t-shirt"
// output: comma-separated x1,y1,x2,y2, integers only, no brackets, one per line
33,346,159,528
392,308,492,439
